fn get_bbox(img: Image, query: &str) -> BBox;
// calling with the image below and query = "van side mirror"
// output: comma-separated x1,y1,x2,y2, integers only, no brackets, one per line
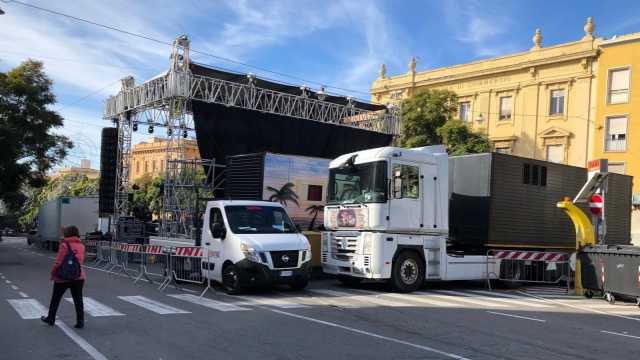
211,223,226,240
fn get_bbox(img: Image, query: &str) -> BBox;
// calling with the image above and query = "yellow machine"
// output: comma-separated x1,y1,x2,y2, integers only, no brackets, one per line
557,197,596,295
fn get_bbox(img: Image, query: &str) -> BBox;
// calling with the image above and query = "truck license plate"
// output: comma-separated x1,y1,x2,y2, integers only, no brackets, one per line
280,270,293,277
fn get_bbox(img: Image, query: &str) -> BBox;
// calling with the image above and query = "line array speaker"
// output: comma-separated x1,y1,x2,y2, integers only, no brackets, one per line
99,127,118,216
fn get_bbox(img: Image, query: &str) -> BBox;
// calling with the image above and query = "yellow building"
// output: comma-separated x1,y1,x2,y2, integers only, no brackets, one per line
592,32,640,243
372,18,601,167
52,159,100,179
129,137,200,183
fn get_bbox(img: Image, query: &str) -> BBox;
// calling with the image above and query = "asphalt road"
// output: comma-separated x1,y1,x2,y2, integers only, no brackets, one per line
1,237,639,360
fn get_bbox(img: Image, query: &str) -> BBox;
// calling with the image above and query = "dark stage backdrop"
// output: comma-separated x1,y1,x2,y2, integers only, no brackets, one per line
192,101,393,164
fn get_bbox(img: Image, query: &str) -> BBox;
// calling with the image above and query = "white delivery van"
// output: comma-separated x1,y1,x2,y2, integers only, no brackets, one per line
202,200,312,294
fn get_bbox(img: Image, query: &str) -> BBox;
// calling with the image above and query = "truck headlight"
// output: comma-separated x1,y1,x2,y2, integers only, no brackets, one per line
302,249,312,262
240,243,261,263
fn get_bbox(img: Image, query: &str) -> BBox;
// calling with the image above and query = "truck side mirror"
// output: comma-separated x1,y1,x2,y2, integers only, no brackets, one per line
211,223,226,240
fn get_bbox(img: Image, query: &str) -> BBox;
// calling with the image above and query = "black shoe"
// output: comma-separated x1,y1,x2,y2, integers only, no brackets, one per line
74,321,84,329
40,316,54,326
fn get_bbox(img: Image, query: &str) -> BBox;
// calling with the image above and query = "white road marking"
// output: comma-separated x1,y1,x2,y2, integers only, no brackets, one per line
66,297,124,317
5,280,11,284
517,290,640,322
421,291,508,308
601,330,640,340
309,289,408,308
371,291,458,307
439,290,550,308
118,296,190,314
168,294,250,312
19,292,29,298
235,295,309,309
469,290,551,304
56,321,109,360
7,298,47,319
268,308,471,360
487,311,547,323
10,285,19,290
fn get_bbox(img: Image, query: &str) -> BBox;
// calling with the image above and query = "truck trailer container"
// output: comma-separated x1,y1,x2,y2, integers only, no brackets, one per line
37,196,99,249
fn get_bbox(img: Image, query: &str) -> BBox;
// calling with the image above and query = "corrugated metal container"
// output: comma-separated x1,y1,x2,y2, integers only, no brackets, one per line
449,153,631,251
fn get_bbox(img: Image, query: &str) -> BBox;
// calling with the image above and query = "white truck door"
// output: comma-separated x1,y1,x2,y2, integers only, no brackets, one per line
389,161,422,230
204,206,226,281
420,164,438,231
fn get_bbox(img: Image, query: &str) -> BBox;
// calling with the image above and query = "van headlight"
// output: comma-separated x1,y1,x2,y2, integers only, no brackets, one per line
240,243,261,263
302,249,312,262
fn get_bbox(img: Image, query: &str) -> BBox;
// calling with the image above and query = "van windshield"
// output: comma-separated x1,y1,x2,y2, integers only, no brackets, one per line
224,205,298,234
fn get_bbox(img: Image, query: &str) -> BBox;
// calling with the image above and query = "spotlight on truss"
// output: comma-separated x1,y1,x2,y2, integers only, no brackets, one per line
148,124,154,134
182,129,188,139
167,128,173,136
132,121,138,132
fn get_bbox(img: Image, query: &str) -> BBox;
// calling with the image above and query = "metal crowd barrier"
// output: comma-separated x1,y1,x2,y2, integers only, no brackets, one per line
162,247,205,292
84,240,98,259
135,245,172,290
94,241,111,267
486,249,573,293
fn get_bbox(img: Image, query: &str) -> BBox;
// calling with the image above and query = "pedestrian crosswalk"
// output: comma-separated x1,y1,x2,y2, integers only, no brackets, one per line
5,287,640,321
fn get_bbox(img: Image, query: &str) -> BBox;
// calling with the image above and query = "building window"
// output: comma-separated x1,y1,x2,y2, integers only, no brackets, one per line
152,160,156,172
546,144,564,163
549,89,565,115
604,116,627,152
392,164,419,199
495,148,511,154
499,96,512,120
608,68,630,104
607,162,625,174
136,161,140,174
307,185,323,201
459,102,471,122
522,163,547,187
160,160,164,172
389,90,403,100
144,161,148,173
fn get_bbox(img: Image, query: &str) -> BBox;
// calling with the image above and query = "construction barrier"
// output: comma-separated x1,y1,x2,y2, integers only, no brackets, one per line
486,249,573,293
95,241,111,267
84,240,98,259
135,245,171,289
162,247,205,291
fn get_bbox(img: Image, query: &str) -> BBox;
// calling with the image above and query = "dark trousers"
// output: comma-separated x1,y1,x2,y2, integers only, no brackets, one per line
47,280,84,323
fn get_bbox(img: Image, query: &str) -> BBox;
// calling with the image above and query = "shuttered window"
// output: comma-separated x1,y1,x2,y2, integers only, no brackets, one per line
605,116,627,151
499,96,512,120
608,68,630,104
549,89,565,115
546,144,564,163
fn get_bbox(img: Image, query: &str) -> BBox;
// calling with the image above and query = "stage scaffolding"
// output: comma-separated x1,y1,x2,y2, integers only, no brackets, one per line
104,35,400,238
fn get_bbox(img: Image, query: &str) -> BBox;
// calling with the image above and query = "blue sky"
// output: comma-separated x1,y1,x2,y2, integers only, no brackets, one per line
1,0,640,170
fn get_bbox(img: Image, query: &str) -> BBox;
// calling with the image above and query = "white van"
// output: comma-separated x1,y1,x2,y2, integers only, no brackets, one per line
202,200,312,294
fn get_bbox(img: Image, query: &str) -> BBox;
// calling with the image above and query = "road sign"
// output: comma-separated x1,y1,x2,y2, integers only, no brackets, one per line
590,194,603,216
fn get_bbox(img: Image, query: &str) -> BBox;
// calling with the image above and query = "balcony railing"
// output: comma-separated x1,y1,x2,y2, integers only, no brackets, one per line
605,139,626,152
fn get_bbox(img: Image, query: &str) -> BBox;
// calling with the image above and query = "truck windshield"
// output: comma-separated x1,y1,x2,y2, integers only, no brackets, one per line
327,160,387,204
224,205,298,234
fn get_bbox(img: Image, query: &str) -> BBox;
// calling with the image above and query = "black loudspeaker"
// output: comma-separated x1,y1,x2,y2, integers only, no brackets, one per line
99,127,118,216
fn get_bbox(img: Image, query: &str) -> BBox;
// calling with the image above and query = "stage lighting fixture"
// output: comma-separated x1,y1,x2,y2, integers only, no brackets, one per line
317,86,327,101
132,121,138,132
182,130,188,138
148,124,154,134
167,128,173,136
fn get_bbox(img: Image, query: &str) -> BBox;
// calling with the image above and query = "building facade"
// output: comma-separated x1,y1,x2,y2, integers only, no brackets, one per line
371,18,601,168
52,159,100,179
129,137,200,183
592,33,640,243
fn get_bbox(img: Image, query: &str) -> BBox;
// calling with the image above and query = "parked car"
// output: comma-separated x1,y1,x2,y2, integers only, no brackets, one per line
2,228,16,236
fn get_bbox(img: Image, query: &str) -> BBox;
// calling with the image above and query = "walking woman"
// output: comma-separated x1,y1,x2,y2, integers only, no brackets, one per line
41,225,85,329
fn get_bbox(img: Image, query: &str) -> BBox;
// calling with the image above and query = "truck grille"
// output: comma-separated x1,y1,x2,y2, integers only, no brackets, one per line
270,251,299,269
331,236,357,261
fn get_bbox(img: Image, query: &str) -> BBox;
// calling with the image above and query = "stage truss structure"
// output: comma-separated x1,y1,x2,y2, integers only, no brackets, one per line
104,35,400,239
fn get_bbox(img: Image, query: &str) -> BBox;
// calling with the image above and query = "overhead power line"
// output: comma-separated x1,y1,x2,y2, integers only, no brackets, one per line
5,0,372,96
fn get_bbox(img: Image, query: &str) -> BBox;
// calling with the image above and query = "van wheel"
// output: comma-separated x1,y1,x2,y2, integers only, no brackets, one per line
605,292,616,304
222,264,242,295
390,251,424,293
337,275,362,287
584,289,594,299
289,277,309,291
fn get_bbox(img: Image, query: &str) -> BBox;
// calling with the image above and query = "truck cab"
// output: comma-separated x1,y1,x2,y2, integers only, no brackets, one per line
202,200,312,293
321,146,452,292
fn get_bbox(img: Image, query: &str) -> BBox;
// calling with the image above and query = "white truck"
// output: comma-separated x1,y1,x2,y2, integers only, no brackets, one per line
321,145,489,292
153,200,312,293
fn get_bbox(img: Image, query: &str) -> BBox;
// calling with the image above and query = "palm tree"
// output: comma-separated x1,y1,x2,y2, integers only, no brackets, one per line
305,205,324,230
266,183,299,207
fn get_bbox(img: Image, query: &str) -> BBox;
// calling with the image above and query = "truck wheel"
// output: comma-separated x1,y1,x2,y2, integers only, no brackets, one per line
390,251,424,293
289,277,309,291
636,297,640,308
337,275,362,287
222,264,242,295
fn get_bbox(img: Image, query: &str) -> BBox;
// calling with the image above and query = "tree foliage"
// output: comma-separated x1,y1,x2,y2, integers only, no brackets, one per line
19,174,98,226
0,60,73,211
130,174,164,222
398,89,490,154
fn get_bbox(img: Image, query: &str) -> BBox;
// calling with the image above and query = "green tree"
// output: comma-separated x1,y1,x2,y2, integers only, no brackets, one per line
398,89,490,154
437,119,491,155
0,60,72,211
267,183,299,207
